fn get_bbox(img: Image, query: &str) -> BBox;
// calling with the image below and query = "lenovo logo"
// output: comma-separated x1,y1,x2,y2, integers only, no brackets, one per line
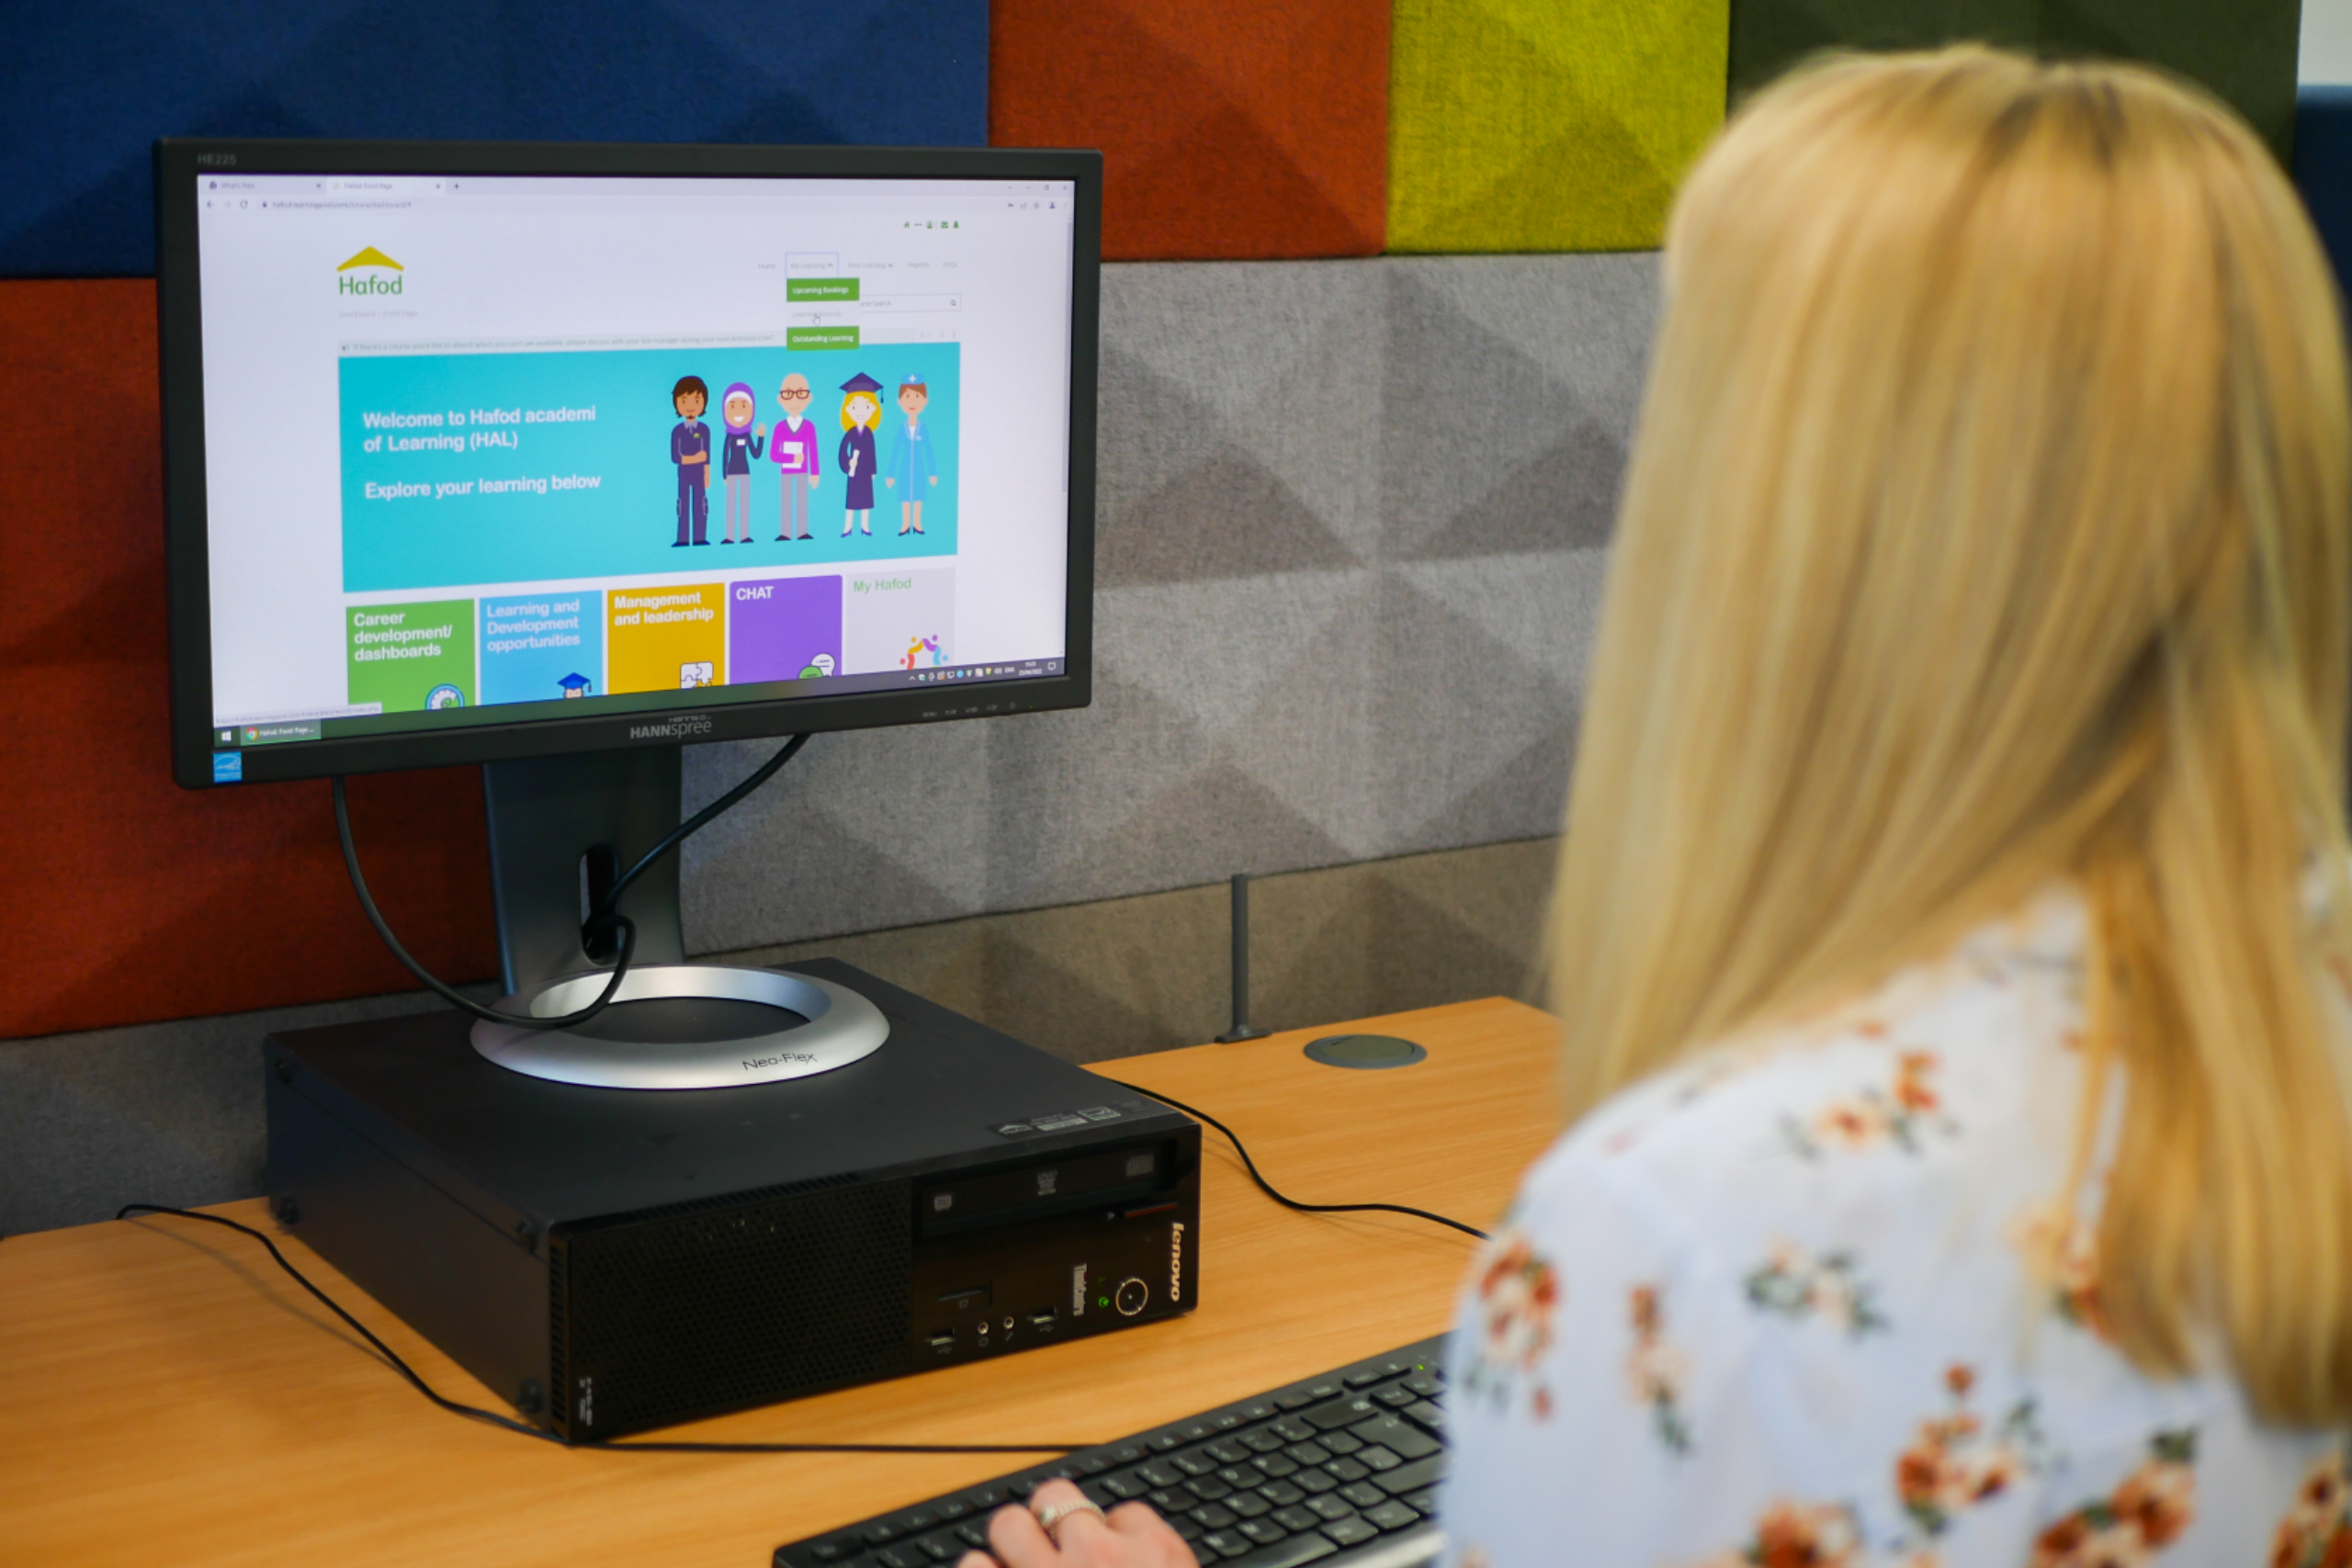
629,715,714,740
1170,1222,1185,1304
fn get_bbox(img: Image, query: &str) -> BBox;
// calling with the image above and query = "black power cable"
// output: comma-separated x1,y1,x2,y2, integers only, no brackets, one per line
331,733,810,1032
114,1205,1090,1455
1099,1080,1490,1242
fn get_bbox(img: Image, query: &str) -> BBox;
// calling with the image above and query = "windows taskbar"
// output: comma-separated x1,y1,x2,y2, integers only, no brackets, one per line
211,658,1066,749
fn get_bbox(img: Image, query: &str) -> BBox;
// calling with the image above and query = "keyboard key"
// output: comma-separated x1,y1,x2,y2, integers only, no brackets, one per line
864,1526,900,1547
1180,1423,1214,1441
1254,1454,1299,1479
875,1548,920,1568
1357,1447,1402,1472
1285,1442,1331,1466
1215,1415,1244,1431
1306,1495,1353,1522
1151,1435,1184,1452
1198,1531,1250,1561
955,1527,989,1551
1225,1533,1339,1568
1100,1473,1148,1501
914,1536,957,1562
1339,1483,1386,1509
1239,1429,1286,1454
1319,1432,1363,1457
968,1491,1004,1510
1273,1507,1321,1533
1306,1383,1342,1401
1218,1467,1259,1489
938,1502,969,1521
810,1542,850,1562
1344,1371,1385,1389
1187,1476,1234,1502
1321,1517,1379,1548
1207,1440,1252,1465
1272,1418,1317,1445
1078,1456,1111,1475
1113,1446,1147,1464
1226,1493,1271,1519
1372,1387,1418,1410
1364,1501,1421,1532
1374,1454,1449,1496
1302,1395,1379,1432
1191,1505,1238,1530
1399,1489,1438,1515
1257,1481,1305,1506
903,1513,937,1531
1349,1416,1441,1461
1292,1469,1338,1495
1171,1452,1216,1478
1080,1482,1115,1508
1274,1393,1315,1411
1402,1374,1441,1398
1238,1519,1288,1546
1325,1458,1369,1483
1139,1462,1184,1489
1404,1402,1445,1434
1239,1404,1274,1421
1169,1517,1205,1543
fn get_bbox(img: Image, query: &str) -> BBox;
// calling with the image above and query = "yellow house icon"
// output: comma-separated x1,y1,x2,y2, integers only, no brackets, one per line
337,246,402,271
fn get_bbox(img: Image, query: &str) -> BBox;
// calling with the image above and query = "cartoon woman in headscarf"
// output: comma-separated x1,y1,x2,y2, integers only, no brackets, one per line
717,382,764,545
837,373,882,536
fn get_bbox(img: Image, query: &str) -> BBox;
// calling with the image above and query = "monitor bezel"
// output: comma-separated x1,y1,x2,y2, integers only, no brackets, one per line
156,137,1100,789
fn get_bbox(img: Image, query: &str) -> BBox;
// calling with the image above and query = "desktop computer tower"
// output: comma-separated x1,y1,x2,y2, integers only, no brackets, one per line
264,960,1201,1441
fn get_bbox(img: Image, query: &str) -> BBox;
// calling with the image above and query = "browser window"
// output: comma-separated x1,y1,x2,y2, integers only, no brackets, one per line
192,174,1076,737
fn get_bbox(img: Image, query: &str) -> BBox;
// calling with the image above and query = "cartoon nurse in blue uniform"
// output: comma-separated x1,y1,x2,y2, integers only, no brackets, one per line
837,372,882,536
885,373,940,535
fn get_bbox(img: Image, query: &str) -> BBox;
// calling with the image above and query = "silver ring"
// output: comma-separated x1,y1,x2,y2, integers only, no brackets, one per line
1033,1499,1106,1543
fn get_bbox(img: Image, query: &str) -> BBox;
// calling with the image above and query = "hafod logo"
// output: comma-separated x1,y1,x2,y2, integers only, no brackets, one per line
337,246,404,297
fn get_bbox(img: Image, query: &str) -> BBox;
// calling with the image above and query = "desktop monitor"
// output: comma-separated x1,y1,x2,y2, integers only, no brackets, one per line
156,139,1101,1085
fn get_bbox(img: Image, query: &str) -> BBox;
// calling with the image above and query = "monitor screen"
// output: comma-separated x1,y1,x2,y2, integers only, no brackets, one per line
158,142,1098,787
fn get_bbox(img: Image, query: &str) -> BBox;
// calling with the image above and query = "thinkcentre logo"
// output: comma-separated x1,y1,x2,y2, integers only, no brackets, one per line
337,246,404,297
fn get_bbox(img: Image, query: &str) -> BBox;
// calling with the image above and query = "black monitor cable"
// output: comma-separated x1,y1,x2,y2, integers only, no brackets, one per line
1098,1079,1489,1242
113,1204,1089,1455
331,732,811,1032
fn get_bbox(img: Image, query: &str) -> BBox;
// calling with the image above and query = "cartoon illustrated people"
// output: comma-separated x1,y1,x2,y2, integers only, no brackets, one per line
770,372,821,540
837,372,883,537
669,375,712,547
899,635,942,671
717,382,764,545
885,373,941,535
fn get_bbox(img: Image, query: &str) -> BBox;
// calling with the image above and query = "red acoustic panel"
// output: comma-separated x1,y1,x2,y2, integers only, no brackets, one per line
990,0,1389,260
0,280,496,1042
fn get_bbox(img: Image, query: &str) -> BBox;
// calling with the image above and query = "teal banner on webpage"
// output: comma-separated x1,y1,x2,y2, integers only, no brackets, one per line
339,343,962,592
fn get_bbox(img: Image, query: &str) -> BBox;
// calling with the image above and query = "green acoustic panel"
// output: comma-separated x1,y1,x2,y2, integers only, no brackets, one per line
1388,0,1731,254
1728,0,2302,161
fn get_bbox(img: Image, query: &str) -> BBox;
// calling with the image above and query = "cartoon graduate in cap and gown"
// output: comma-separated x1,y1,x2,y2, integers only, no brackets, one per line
837,372,883,536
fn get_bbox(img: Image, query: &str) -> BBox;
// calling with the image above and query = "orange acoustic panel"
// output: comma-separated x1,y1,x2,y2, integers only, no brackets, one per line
0,280,497,1043
990,0,1388,260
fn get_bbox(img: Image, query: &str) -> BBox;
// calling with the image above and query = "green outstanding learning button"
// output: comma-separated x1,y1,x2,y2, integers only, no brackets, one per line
786,277,859,302
786,326,860,350
347,598,476,715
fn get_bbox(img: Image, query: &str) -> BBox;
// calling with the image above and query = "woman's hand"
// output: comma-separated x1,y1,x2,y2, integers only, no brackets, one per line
956,1480,1197,1568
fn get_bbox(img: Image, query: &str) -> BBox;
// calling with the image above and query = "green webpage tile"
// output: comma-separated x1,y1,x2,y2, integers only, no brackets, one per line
1388,0,1730,254
1726,0,2300,160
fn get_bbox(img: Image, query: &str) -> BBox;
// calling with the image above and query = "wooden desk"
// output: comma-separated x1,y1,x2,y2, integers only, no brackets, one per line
0,998,1560,1568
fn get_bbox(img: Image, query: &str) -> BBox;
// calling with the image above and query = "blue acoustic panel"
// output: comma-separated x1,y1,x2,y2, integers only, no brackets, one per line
2298,87,2352,303
0,0,988,277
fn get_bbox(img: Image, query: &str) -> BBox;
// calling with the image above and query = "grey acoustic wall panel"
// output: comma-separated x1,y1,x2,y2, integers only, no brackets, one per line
678,253,1657,954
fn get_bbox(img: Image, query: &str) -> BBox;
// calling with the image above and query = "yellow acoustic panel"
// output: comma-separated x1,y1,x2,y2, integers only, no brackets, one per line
1389,0,1729,254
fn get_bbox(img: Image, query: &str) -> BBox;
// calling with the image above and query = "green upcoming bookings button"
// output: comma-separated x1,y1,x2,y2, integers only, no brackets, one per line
787,326,860,349
787,277,859,301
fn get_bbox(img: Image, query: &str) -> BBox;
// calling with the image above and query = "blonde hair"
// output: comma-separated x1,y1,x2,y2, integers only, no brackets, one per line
842,392,880,431
1551,47,2352,1423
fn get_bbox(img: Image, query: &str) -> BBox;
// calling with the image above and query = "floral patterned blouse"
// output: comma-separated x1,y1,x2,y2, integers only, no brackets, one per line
1440,887,2351,1568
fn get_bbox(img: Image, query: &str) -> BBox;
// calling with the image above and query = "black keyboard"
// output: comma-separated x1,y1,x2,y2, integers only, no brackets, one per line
775,1337,1450,1568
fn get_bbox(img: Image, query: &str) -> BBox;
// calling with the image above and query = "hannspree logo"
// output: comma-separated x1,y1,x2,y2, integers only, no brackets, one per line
337,246,404,297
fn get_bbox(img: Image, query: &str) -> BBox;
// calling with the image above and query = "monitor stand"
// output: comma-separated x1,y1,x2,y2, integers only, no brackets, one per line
466,748,887,1091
